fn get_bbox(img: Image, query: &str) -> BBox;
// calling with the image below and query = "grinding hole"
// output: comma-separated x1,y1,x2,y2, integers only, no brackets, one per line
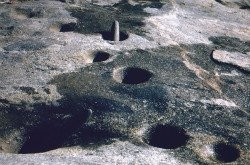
100,31,129,41
113,67,152,84
92,51,110,62
213,143,240,163
50,22,76,32
147,124,190,149
60,23,76,32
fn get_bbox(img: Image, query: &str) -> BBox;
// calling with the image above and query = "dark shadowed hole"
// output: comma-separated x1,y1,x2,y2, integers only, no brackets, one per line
214,143,240,163
122,68,152,84
113,67,152,84
93,51,110,62
100,31,129,41
148,125,190,149
60,23,76,32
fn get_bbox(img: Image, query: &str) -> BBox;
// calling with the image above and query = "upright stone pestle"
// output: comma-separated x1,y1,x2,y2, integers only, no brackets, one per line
111,20,120,42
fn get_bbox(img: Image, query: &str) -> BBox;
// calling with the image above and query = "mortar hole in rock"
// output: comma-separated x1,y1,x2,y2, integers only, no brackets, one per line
60,23,76,32
147,124,190,149
113,67,152,84
92,51,110,62
213,143,240,163
100,31,129,41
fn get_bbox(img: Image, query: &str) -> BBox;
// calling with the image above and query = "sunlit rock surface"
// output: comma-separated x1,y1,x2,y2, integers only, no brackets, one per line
0,0,249,164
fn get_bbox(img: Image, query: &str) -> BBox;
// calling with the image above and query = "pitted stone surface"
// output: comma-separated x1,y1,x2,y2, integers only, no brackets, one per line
0,0,249,164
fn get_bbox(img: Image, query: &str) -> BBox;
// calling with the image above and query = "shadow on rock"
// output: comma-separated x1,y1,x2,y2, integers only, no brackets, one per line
18,95,132,154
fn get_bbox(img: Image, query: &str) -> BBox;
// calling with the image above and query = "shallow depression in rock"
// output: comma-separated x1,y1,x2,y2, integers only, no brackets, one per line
113,67,152,84
50,22,76,32
87,51,111,63
60,23,76,32
146,124,190,149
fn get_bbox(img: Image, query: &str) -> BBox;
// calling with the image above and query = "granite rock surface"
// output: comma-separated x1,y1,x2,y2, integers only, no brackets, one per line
0,0,249,164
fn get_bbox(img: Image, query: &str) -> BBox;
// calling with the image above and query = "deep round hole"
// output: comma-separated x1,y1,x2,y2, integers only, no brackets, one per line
147,124,190,149
93,51,110,62
113,67,152,84
100,31,129,41
213,143,240,163
60,23,76,32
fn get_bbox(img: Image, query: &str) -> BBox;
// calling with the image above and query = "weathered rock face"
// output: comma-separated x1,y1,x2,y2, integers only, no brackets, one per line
0,0,249,164
212,50,250,71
